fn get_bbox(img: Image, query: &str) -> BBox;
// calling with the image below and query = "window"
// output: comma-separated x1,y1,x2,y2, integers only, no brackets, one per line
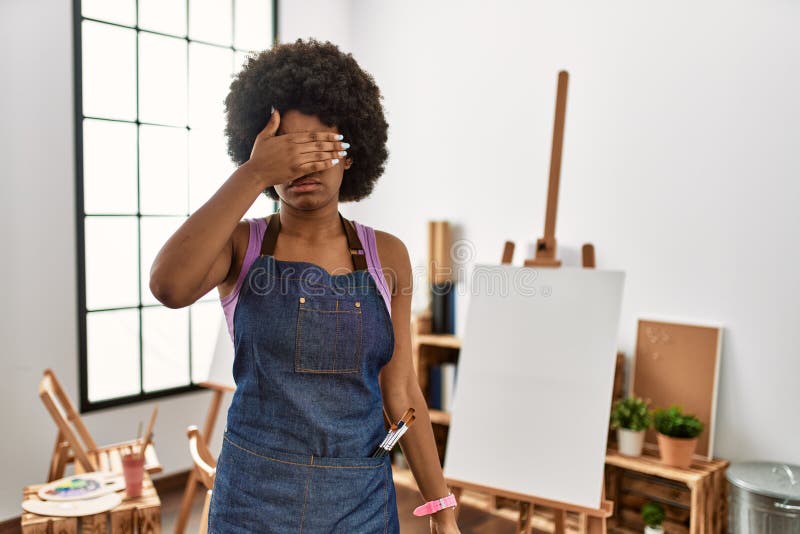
74,0,278,411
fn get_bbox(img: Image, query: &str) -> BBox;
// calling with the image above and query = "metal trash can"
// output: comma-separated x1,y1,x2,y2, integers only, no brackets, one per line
727,462,800,533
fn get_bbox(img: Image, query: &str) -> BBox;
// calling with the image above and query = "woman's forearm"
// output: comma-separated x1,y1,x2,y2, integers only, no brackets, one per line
385,377,458,526
149,163,267,307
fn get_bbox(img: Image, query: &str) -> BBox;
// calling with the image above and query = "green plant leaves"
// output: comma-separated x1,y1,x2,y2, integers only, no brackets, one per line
652,405,704,438
610,396,652,432
642,501,665,527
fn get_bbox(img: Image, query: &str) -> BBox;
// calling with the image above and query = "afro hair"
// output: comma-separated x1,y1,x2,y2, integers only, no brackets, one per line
223,38,389,202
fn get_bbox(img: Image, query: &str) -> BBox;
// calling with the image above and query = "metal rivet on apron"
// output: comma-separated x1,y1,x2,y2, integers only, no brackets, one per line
299,297,305,303
355,301,360,308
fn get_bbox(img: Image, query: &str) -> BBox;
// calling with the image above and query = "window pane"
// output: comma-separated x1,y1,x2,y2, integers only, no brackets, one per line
82,21,136,121
188,128,236,212
81,0,135,27
189,0,232,46
142,306,190,392
139,32,188,127
139,0,187,37
190,301,224,383
139,125,189,215
234,0,272,52
244,193,273,220
87,309,140,401
140,216,186,305
85,216,139,310
189,42,233,130
83,119,138,214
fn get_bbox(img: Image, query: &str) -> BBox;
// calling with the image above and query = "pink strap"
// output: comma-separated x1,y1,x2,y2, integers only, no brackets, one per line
352,220,392,317
412,493,457,517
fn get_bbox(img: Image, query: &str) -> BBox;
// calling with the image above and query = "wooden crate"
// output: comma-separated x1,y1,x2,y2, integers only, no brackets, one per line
21,473,161,534
605,448,729,534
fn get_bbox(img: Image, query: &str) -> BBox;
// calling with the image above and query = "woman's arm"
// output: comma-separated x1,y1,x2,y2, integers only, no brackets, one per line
149,163,267,308
150,108,346,308
377,232,460,533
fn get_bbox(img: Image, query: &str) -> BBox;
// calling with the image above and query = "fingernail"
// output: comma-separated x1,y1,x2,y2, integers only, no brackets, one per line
339,151,347,156
270,105,275,115
336,134,344,140
341,142,351,149
332,158,340,165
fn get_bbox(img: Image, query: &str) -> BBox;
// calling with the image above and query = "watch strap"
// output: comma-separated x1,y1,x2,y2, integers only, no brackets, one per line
412,493,457,517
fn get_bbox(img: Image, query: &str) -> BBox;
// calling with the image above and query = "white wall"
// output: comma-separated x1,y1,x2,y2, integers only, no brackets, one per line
341,0,800,465
0,0,230,520
279,0,352,51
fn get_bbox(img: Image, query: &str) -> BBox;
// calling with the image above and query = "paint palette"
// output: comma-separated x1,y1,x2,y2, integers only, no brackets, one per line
23,492,122,517
37,472,124,501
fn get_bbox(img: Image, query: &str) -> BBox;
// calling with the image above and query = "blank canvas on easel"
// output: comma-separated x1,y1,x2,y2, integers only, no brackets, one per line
444,265,625,509
632,319,722,459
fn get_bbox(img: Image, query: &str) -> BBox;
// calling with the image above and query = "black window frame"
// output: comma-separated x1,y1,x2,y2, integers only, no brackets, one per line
74,0,279,412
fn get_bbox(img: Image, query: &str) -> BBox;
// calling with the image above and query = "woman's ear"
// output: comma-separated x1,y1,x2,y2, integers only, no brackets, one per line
343,156,353,170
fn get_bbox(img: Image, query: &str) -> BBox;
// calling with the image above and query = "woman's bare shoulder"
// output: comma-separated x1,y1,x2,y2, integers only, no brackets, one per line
373,230,408,263
219,218,261,292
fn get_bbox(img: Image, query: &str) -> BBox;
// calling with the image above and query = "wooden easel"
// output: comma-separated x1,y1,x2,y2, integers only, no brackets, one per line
511,70,595,270
174,380,233,534
446,477,612,534
448,70,613,533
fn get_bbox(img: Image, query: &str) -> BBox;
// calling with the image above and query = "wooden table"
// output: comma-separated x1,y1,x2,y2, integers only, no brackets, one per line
21,472,161,534
605,448,729,534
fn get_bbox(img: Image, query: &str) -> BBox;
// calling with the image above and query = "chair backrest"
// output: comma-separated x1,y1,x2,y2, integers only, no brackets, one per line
186,426,216,490
39,368,98,472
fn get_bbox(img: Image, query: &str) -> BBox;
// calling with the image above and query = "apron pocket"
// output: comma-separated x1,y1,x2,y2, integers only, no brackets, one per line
295,295,363,374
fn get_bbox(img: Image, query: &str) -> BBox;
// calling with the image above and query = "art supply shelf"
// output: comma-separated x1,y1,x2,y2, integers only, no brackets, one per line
410,316,459,464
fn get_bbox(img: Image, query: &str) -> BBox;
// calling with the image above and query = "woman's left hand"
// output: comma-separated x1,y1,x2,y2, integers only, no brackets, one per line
430,523,460,534
430,513,460,534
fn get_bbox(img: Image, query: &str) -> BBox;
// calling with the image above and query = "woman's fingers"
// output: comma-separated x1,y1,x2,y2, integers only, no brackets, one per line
287,131,343,144
294,150,346,166
294,158,341,175
258,108,280,138
289,139,349,154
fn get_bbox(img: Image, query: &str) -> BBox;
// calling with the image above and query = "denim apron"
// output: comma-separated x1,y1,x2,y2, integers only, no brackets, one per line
209,211,400,534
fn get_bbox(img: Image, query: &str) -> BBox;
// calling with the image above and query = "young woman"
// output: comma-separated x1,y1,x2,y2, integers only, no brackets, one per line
150,39,460,533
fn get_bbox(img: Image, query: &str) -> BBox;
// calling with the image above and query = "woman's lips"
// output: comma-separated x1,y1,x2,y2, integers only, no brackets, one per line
288,177,320,192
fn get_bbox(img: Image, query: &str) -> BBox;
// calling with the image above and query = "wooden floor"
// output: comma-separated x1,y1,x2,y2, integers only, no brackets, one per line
161,468,530,533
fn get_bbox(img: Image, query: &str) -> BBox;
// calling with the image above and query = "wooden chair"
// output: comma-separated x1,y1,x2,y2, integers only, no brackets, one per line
38,368,162,481
186,426,217,534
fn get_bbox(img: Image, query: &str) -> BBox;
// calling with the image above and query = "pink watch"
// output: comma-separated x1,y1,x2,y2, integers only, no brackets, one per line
412,492,457,517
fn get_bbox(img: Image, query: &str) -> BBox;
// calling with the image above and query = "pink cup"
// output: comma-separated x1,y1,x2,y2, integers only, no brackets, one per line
122,453,145,498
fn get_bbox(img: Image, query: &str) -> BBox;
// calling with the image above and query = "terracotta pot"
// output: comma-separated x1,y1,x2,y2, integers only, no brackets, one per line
617,428,645,457
656,432,698,468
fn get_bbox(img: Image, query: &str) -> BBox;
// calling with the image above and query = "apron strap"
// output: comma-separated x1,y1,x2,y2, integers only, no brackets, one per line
259,211,368,272
341,213,369,272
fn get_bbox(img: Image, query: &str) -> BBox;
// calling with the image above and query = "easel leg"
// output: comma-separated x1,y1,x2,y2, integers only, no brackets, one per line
586,516,607,534
517,502,533,534
577,512,588,533
554,509,566,534
48,432,69,482
175,389,224,534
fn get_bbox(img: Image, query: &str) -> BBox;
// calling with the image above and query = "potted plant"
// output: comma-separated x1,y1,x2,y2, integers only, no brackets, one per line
610,396,651,457
641,501,665,534
653,405,704,468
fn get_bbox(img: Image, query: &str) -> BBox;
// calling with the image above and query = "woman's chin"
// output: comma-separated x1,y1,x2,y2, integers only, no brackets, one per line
277,190,334,210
